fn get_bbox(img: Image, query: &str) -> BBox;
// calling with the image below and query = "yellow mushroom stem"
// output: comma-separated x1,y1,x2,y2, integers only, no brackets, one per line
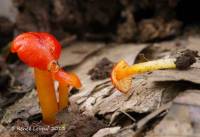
34,68,58,124
116,58,176,80
58,82,70,111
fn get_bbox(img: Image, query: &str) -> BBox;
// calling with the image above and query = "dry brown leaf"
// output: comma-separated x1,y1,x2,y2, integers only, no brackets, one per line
143,67,200,84
114,129,135,137
92,126,121,137
1,90,39,125
59,42,105,67
145,89,200,137
8,67,34,94
140,39,187,61
175,90,200,106
187,36,200,52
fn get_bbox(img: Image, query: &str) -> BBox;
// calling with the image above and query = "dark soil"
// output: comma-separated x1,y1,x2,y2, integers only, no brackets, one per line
175,50,199,70
9,110,106,137
88,57,114,80
54,115,106,137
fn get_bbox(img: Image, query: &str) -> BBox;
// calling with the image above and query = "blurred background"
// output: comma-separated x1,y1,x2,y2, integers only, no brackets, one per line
0,0,200,49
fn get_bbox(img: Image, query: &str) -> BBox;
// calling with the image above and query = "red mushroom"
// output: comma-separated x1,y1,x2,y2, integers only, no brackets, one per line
11,32,81,124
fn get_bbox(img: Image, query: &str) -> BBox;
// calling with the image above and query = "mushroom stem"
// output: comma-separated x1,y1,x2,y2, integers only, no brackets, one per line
116,58,176,80
58,82,69,111
34,68,58,124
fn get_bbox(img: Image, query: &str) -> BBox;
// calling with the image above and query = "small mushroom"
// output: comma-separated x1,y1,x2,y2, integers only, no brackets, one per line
111,51,197,93
52,70,81,111
11,32,81,124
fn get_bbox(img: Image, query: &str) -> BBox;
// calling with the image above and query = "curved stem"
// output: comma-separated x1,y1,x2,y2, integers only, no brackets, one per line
58,82,69,111
34,68,58,124
117,58,176,80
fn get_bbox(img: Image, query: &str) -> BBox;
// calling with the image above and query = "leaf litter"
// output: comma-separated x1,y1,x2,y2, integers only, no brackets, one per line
3,37,200,137
0,61,34,121
59,42,105,67
145,89,200,137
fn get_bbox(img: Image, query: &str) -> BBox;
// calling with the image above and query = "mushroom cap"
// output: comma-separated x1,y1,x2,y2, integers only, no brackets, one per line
111,60,132,93
52,69,82,89
11,32,61,70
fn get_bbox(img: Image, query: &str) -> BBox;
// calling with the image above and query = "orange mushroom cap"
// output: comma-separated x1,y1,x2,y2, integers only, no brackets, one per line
52,70,81,89
111,60,132,93
11,32,61,70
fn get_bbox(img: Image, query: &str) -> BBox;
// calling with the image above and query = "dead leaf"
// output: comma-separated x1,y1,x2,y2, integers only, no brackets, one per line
113,128,135,137
1,90,40,125
139,39,187,61
0,64,34,120
143,67,200,84
175,90,200,106
145,89,200,137
92,127,121,137
110,102,172,137
8,65,34,94
187,36,200,52
59,42,105,67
